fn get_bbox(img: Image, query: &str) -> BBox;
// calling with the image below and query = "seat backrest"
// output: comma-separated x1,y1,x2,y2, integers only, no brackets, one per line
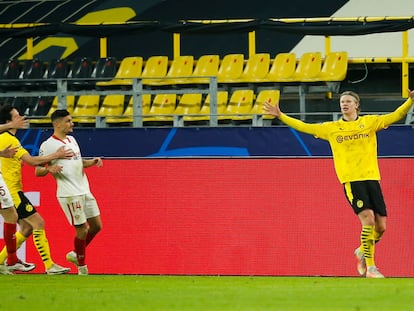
149,94,177,114
141,56,168,78
98,94,125,117
293,52,322,81
240,53,270,80
30,96,54,116
67,57,93,79
266,53,296,81
2,59,20,79
92,57,118,79
166,56,194,78
250,90,280,118
175,93,202,115
192,55,219,77
20,59,43,79
226,90,254,114
72,95,100,116
125,94,152,115
319,51,348,81
217,54,244,81
203,91,229,115
113,56,143,79
44,59,68,79
48,96,75,116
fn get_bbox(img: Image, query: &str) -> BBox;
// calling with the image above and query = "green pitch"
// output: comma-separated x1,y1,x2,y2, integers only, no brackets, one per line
1,275,414,310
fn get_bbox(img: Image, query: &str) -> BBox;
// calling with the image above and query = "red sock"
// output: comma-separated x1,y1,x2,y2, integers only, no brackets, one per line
85,231,96,247
3,222,18,265
74,237,86,266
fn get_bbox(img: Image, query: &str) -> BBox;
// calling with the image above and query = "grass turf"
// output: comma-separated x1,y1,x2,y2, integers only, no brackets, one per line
1,275,414,310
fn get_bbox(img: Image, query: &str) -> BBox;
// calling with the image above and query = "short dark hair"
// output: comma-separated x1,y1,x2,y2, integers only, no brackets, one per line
51,109,70,122
0,104,14,124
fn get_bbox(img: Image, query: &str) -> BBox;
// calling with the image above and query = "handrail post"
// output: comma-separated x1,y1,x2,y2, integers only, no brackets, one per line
209,76,218,126
132,78,143,127
56,79,67,109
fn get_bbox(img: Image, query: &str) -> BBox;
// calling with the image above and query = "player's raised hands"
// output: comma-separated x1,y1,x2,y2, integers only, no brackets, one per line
8,115,29,130
263,100,282,117
408,89,414,101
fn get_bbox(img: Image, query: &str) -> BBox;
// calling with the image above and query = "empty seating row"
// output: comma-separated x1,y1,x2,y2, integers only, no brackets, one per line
25,89,280,127
0,52,347,93
97,51,348,88
0,57,117,91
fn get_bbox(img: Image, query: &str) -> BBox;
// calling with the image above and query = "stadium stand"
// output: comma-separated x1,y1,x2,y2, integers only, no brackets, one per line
66,57,93,90
106,94,152,125
229,53,271,83
222,89,255,121
264,53,297,82
143,93,177,123
282,52,322,82
174,93,203,125
96,56,143,88
71,94,100,125
250,90,279,125
145,55,194,86
42,59,69,90
30,95,76,126
96,94,125,126
217,54,245,83
183,91,229,123
176,54,220,85
310,51,348,82
141,56,169,86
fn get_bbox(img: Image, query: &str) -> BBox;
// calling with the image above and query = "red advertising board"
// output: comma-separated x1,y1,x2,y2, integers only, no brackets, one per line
5,158,414,276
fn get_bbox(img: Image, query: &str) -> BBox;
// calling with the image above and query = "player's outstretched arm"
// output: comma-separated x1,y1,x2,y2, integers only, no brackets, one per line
22,146,73,167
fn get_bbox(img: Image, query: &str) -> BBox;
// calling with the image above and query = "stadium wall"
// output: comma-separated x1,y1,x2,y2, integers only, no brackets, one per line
20,158,414,277
2,127,413,277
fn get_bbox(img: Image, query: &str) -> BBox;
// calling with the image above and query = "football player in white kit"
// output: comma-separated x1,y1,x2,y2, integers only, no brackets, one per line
36,109,103,275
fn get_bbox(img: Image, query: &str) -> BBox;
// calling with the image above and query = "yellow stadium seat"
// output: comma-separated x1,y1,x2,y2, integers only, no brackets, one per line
141,56,169,85
265,53,297,82
143,94,176,123
96,56,143,87
174,93,203,122
106,95,151,124
312,51,348,82
72,95,100,125
184,91,228,122
145,56,194,86
250,90,279,120
97,94,125,120
217,54,244,83
176,54,220,85
290,52,322,82
222,89,254,121
233,53,270,83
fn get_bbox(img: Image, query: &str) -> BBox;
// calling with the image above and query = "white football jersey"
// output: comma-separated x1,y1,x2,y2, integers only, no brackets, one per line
39,135,90,197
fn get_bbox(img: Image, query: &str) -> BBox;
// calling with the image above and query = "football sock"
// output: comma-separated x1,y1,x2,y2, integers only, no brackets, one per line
2,222,18,265
16,231,27,248
360,225,375,267
33,229,54,270
373,230,383,244
85,231,97,247
74,237,86,266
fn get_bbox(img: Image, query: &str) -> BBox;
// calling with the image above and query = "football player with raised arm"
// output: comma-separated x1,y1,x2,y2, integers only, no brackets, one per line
264,89,414,278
